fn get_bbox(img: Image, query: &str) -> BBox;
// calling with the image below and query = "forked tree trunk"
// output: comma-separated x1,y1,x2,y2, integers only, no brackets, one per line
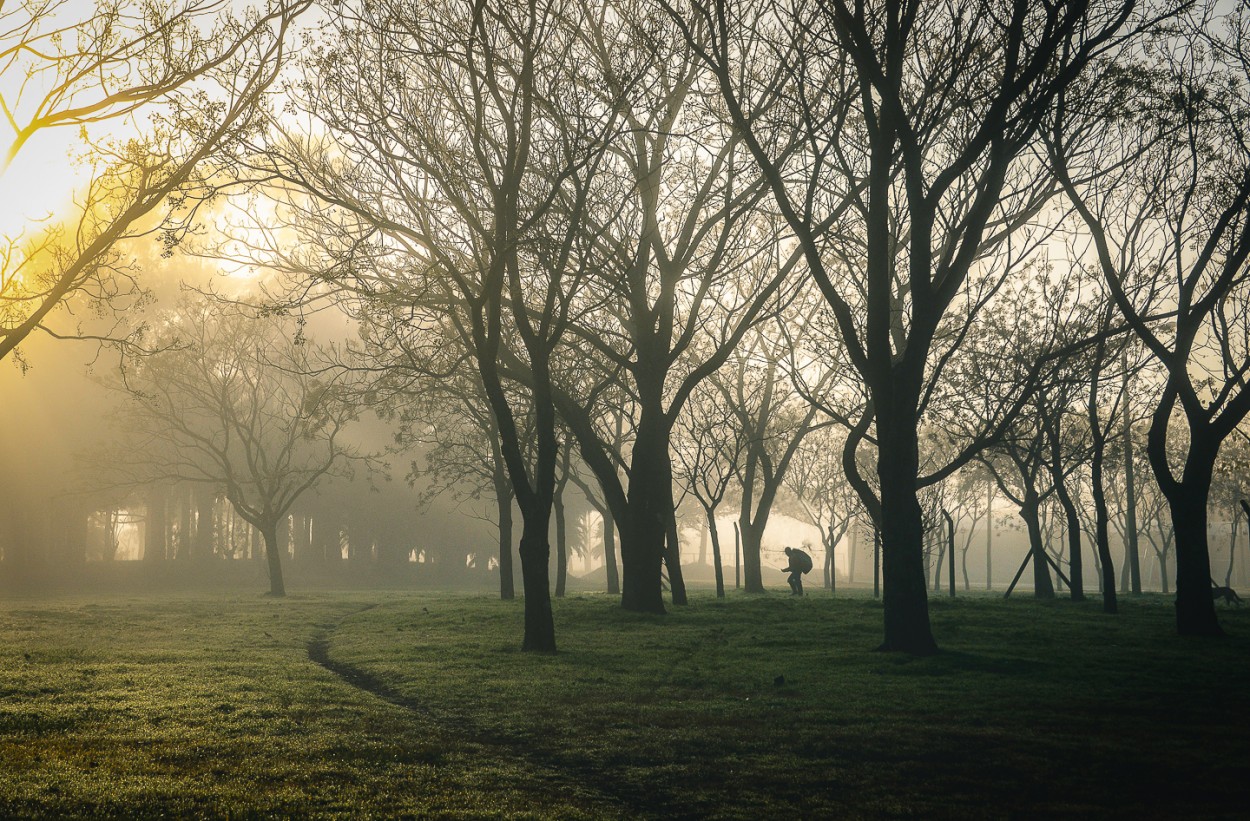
1053,477,1085,602
1020,498,1056,599
706,509,725,599
1168,486,1222,636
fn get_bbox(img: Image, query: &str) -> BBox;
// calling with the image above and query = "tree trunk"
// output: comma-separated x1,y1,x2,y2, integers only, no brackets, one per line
943,510,955,598
698,524,709,566
876,427,937,653
603,508,619,595
618,414,669,614
1020,497,1056,599
1090,433,1118,614
1045,409,1084,601
1122,366,1142,594
554,483,567,599
873,525,880,599
261,523,286,597
985,485,994,590
1225,506,1239,589
848,525,857,583
1166,477,1223,636
664,502,687,606
496,480,515,600
1053,475,1085,602
733,521,741,589
518,515,557,652
961,525,971,591
1146,395,1223,635
823,533,833,591
736,515,765,593
707,509,725,599
826,525,837,596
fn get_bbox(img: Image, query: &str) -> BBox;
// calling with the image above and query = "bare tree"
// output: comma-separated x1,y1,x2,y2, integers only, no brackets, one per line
673,0,1148,653
99,298,363,596
672,379,748,598
1053,6,1250,634
0,1,308,364
224,0,622,650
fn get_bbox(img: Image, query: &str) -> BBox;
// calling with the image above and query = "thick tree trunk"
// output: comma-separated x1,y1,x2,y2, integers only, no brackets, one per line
1020,497,1056,599
618,412,669,614
1166,478,1222,636
736,516,765,593
261,523,286,597
517,516,557,652
707,510,726,598
875,424,937,653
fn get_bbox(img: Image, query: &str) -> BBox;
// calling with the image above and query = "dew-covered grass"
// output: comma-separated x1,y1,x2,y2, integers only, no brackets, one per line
0,588,1245,818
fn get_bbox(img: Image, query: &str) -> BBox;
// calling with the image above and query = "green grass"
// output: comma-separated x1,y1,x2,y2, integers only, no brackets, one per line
0,589,1245,818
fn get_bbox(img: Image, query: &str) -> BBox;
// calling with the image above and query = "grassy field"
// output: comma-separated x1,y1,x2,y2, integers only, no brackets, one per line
0,588,1245,818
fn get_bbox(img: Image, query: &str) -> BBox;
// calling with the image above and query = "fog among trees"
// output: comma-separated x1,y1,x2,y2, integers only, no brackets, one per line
1,1,1250,813
3,0,1250,645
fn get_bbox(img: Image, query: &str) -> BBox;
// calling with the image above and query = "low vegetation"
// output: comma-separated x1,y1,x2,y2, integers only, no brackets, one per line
0,589,1245,818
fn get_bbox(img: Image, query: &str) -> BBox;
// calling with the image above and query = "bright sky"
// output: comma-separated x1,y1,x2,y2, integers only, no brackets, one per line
0,128,88,238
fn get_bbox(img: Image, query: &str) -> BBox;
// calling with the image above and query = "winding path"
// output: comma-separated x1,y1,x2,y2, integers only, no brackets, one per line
306,604,661,818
